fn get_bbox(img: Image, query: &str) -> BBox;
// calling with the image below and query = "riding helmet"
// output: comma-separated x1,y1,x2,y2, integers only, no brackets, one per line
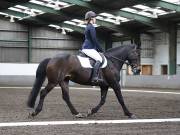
85,11,96,20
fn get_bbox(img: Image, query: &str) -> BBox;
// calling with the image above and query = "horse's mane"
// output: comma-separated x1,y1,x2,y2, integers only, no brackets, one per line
105,44,136,53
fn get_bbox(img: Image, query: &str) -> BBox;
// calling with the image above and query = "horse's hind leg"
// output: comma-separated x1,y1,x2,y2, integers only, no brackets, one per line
31,82,56,117
87,85,108,116
60,81,83,118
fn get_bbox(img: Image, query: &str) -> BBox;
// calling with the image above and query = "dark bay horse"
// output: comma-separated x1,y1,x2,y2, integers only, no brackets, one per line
27,44,141,118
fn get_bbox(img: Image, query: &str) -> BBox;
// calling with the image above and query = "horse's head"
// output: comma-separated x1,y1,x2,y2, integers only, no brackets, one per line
127,45,141,75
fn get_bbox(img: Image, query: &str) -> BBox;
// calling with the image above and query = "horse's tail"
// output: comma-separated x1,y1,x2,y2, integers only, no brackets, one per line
27,58,51,108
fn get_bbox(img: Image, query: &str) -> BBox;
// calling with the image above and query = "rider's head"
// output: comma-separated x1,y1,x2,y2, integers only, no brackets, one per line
85,11,96,24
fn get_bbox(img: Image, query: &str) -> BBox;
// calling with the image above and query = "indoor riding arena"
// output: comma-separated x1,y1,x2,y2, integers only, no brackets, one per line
0,0,180,135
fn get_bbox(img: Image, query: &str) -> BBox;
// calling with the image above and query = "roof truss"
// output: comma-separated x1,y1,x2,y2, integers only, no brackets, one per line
0,0,179,38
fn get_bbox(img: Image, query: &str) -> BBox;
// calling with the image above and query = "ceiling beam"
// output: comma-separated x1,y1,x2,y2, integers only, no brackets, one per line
2,0,171,35
58,0,169,32
112,10,169,32
21,2,72,18
54,0,103,12
2,9,85,34
147,1,180,12
0,9,26,18
0,0,30,11
2,9,135,41
58,0,158,12
20,2,137,36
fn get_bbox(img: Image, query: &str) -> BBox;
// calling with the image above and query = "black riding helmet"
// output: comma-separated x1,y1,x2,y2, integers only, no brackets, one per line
85,11,96,20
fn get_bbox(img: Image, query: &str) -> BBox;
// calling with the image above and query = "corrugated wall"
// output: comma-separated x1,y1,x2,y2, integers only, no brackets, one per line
0,19,28,62
31,27,82,62
0,19,82,63
176,28,180,74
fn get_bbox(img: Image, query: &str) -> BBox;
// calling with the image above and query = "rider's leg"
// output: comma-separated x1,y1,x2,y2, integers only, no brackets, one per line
91,60,103,83
82,49,102,63
82,49,103,83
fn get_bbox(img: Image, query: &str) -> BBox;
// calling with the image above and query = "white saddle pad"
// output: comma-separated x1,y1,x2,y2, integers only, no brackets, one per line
77,55,107,68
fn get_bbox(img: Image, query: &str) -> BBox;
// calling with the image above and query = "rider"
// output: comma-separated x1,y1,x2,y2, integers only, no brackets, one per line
81,11,104,83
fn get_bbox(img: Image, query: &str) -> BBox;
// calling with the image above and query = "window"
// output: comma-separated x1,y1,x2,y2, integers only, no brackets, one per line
141,65,152,75
161,65,168,75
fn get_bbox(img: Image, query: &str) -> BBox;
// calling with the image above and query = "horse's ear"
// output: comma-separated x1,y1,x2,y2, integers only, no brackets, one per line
134,44,137,50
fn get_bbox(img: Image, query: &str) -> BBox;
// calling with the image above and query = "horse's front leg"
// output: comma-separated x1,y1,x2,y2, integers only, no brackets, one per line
111,82,136,119
59,81,84,118
87,85,108,117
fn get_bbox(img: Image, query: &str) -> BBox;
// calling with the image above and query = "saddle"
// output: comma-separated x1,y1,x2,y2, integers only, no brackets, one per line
77,50,107,68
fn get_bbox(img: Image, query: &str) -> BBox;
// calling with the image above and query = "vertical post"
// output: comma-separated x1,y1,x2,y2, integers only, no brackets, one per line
28,25,32,63
132,33,141,75
168,23,177,75
132,33,141,49
98,38,105,51
105,34,112,50
97,33,112,51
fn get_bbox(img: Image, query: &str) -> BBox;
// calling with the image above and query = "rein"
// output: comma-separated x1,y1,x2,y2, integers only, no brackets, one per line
105,54,130,66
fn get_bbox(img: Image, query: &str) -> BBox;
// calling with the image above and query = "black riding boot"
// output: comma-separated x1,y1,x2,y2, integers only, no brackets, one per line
92,61,103,84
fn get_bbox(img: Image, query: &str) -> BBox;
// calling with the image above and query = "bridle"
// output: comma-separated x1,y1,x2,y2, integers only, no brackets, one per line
105,54,131,66
105,52,140,74
105,48,138,67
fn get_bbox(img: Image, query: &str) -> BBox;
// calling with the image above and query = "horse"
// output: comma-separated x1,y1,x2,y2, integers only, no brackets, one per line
27,44,141,118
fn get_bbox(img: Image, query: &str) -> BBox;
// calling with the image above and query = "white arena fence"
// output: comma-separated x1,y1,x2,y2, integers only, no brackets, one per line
0,63,180,89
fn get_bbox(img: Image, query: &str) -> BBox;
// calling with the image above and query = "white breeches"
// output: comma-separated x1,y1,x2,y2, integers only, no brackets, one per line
82,49,102,63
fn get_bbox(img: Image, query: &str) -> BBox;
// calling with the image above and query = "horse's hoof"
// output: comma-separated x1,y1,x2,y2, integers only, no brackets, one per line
28,112,35,119
75,113,85,118
129,114,137,119
86,109,92,117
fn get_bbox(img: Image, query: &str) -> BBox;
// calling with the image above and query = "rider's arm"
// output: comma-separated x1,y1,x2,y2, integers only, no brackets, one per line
89,25,103,52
